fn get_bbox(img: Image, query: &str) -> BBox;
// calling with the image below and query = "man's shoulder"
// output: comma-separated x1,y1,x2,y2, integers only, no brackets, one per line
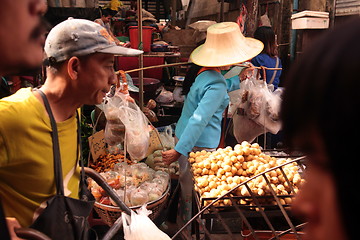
0,88,36,120
1,87,32,101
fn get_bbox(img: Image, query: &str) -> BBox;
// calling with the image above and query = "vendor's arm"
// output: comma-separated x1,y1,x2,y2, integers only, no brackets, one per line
174,78,227,157
225,75,241,92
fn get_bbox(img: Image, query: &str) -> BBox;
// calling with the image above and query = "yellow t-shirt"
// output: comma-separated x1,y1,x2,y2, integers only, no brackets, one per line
0,88,80,227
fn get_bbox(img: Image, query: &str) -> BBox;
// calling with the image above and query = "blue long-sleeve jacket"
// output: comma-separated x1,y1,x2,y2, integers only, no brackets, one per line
174,70,240,156
251,53,282,89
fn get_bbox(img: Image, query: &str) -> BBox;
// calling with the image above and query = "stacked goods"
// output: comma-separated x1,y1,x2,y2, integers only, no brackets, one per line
146,150,180,175
189,141,305,207
90,153,129,172
89,162,170,207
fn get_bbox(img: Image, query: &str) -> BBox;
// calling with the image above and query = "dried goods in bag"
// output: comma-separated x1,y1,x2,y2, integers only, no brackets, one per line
103,89,150,160
230,71,282,143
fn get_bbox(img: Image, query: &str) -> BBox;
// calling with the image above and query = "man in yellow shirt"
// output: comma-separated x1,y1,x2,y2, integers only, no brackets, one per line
0,1,47,238
0,18,142,229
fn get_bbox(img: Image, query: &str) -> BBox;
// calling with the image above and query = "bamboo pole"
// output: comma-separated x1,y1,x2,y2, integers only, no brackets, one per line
114,62,282,75
119,62,192,74
137,0,144,110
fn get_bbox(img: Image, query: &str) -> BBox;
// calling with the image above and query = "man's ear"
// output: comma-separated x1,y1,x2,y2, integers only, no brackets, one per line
67,56,81,80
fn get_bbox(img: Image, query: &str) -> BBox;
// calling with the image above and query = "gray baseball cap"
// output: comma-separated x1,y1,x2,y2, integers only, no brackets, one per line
44,18,143,64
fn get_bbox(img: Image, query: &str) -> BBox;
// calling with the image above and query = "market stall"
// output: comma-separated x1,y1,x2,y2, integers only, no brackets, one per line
172,144,306,239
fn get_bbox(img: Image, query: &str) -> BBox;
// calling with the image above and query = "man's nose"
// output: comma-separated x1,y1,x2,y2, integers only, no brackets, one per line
109,72,117,86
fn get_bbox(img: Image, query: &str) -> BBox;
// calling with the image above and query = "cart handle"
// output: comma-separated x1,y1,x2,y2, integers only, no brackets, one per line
84,167,132,215
15,228,51,240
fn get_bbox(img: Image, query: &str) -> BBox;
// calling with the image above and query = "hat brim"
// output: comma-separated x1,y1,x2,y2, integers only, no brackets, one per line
190,37,263,67
98,45,143,56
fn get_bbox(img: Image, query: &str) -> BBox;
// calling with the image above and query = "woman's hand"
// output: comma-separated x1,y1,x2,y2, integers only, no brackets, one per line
239,62,255,81
162,149,181,165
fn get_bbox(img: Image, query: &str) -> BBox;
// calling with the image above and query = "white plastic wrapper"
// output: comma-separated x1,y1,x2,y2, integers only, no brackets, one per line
122,205,171,240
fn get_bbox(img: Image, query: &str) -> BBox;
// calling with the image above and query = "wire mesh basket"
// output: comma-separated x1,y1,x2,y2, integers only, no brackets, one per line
173,154,307,240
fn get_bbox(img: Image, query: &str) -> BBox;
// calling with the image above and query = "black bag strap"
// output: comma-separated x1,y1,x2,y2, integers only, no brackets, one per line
35,89,84,197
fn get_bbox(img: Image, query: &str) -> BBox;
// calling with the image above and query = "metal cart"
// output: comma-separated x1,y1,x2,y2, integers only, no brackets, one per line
172,156,307,240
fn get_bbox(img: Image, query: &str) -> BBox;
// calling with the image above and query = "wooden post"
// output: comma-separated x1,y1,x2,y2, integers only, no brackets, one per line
220,0,225,22
245,0,259,37
171,0,177,25
156,0,161,20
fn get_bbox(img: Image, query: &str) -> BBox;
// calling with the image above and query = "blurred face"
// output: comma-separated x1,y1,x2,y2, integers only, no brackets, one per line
0,0,47,75
292,130,346,240
76,53,117,105
102,15,112,24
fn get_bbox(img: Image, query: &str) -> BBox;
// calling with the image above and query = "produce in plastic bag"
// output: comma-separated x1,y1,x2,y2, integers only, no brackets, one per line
131,163,155,183
104,122,126,147
130,188,149,206
138,182,163,202
90,162,169,207
230,70,282,143
249,80,281,134
110,189,131,206
103,74,150,160
152,171,169,192
155,87,174,104
122,205,171,240
148,187,163,202
159,126,175,150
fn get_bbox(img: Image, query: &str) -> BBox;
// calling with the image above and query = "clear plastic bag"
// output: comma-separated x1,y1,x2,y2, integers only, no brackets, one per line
233,112,264,143
103,74,150,160
231,70,282,143
159,126,175,150
130,188,149,207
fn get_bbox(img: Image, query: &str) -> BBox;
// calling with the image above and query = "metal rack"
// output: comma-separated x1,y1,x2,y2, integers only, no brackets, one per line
172,156,307,240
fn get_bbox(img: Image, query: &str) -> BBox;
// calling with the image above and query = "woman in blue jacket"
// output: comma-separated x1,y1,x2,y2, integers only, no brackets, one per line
161,22,263,229
251,26,282,89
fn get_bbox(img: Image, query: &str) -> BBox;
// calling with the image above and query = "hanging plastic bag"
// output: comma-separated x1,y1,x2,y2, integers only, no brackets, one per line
159,125,175,150
103,71,150,160
155,87,174,104
231,69,282,143
122,205,171,240
233,111,264,143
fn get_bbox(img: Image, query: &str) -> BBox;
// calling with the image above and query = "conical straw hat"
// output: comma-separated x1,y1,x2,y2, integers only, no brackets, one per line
190,22,264,67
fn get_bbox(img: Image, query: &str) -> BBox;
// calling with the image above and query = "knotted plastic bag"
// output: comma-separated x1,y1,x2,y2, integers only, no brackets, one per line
103,72,150,160
122,205,171,240
231,70,282,143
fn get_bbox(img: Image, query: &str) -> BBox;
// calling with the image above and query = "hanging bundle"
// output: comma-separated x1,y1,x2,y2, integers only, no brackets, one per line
231,68,282,143
103,71,150,160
